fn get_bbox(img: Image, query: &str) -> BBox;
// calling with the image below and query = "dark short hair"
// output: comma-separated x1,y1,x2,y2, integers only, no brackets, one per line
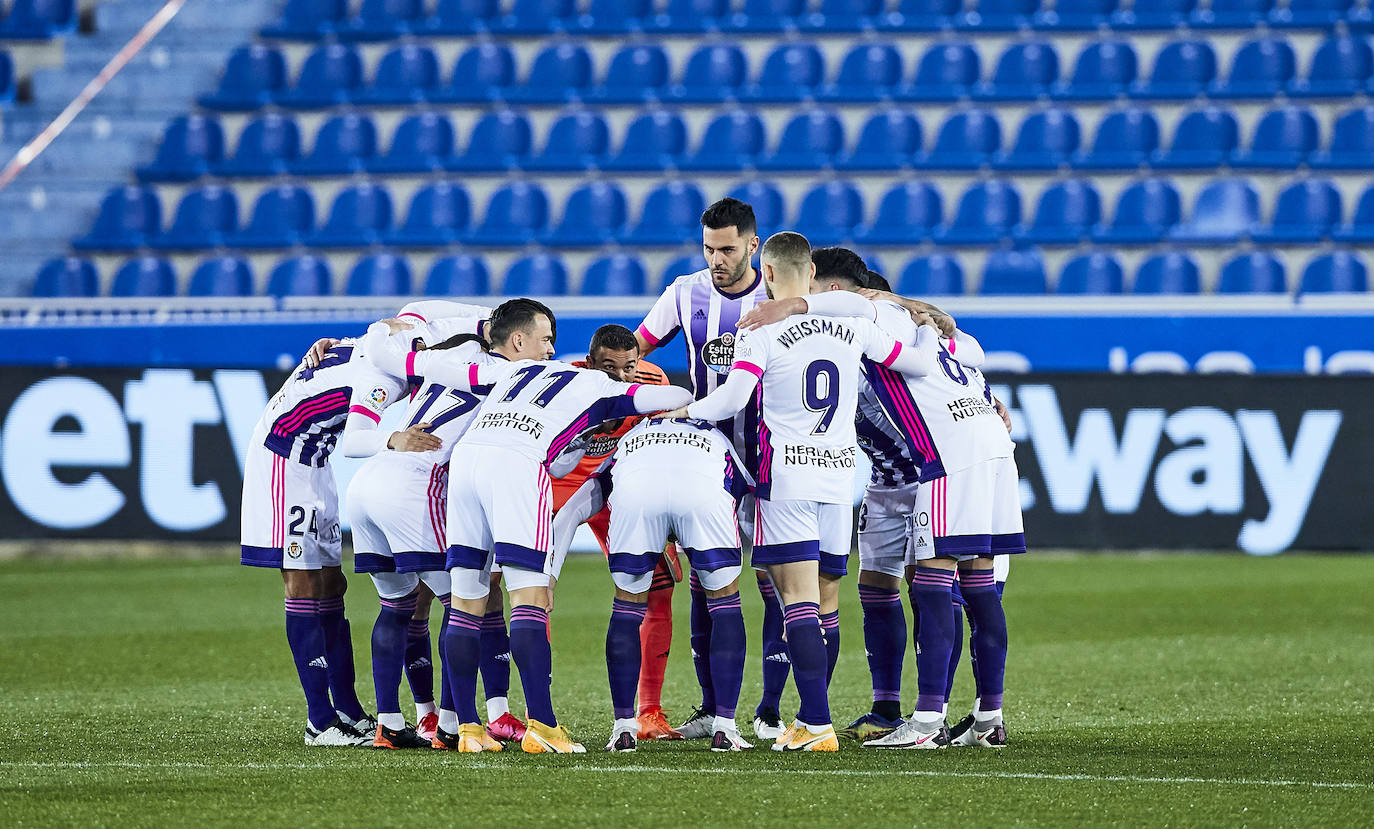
430,332,485,351
588,323,638,357
487,298,556,347
700,197,757,238
812,247,868,289
865,270,892,292
761,231,812,274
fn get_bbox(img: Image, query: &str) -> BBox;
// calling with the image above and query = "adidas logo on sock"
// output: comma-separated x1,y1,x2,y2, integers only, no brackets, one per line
495,652,511,663
765,653,791,664
308,656,329,669
407,657,432,670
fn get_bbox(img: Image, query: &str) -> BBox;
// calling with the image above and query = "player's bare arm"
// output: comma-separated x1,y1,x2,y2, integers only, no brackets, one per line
858,288,957,337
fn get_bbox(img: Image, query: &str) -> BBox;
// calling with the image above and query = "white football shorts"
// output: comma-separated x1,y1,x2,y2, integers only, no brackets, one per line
240,443,341,570
752,498,854,577
607,469,742,593
910,456,1026,562
858,482,919,578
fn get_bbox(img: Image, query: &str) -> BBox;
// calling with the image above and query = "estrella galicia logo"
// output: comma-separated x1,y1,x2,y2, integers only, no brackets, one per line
702,332,736,375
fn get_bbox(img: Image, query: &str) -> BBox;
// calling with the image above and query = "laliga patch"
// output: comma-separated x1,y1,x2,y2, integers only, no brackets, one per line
369,387,388,406
701,332,736,375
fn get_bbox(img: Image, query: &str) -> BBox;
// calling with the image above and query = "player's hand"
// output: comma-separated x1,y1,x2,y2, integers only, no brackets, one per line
927,309,957,338
304,338,339,368
994,398,1012,433
387,424,442,452
659,406,691,420
546,579,557,615
379,317,415,335
857,288,898,305
738,297,807,330
911,310,938,330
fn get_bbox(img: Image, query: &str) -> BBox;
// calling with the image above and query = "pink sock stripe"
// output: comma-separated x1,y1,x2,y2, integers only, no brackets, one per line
407,620,429,636
284,598,318,615
689,571,703,591
960,570,997,589
783,602,820,625
438,594,451,608
819,611,840,629
481,612,506,629
857,585,901,603
912,568,956,587
317,597,345,613
510,606,548,624
706,594,743,612
446,610,482,631
380,597,418,611
611,599,648,619
757,580,776,597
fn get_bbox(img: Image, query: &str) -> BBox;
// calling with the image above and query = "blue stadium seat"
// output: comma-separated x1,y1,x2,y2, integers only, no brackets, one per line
438,43,515,103
33,257,98,298
1293,36,1372,98
1019,179,1100,244
660,252,703,286
263,0,346,39
856,179,941,244
1133,251,1200,294
423,0,502,34
291,113,378,175
683,109,766,171
525,110,611,172
577,0,654,35
347,254,412,296
963,0,1037,29
496,0,578,34
369,111,456,174
896,254,964,295
1218,251,1287,294
851,249,886,277
1116,0,1194,28
1095,178,1181,244
74,186,161,251
1060,39,1136,99
504,254,569,294
156,185,238,250
188,257,254,297
1157,106,1238,169
1139,39,1216,99
354,44,440,105
507,42,593,104
1337,185,1374,242
594,44,671,104
268,256,333,297
726,0,806,32
473,181,550,245
200,45,287,111
982,41,1058,100
1213,37,1295,99
822,43,904,102
112,257,176,297
801,0,885,32
1193,0,1272,27
903,42,980,101
1171,178,1261,242
884,0,961,31
1233,105,1319,168
920,108,1001,169
794,180,864,245
340,0,427,40
728,180,785,234
1057,251,1124,294
1280,0,1356,26
1077,106,1159,169
277,44,363,108
233,185,316,248
310,183,393,247
547,181,628,246
0,53,14,105
1038,0,1117,28
996,107,1080,170
671,43,748,103
449,110,532,172
938,179,1022,244
582,254,648,295
388,181,471,246
840,108,922,170
425,254,491,295
748,42,825,102
980,249,1046,295
645,0,730,33
216,113,301,177
626,180,708,244
1299,251,1367,293
1313,107,1374,170
1256,179,1342,243
605,110,688,171
138,115,225,182
0,0,75,38
759,108,844,169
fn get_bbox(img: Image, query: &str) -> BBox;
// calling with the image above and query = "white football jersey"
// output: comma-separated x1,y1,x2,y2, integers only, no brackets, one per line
256,338,368,466
732,313,904,504
637,267,769,473
611,417,752,500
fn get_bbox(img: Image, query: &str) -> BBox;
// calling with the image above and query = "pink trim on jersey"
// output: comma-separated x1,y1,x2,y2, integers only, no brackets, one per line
881,341,903,368
427,464,446,552
405,351,418,379
947,338,956,354
734,360,764,379
635,324,662,347
626,383,642,396
399,312,426,322
348,404,381,423
272,454,285,548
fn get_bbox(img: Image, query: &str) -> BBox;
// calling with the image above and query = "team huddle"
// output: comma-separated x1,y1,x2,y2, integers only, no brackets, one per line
239,197,1024,754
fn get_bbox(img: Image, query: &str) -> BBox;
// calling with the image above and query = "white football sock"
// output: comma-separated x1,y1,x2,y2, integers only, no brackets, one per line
378,712,405,731
712,715,737,734
486,696,509,722
415,700,436,719
438,708,459,733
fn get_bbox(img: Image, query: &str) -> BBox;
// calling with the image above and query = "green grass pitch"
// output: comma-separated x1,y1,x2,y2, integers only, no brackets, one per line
2,551,1371,827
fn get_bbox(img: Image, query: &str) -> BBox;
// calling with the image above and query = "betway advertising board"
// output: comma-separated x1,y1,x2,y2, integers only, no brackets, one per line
0,368,1369,554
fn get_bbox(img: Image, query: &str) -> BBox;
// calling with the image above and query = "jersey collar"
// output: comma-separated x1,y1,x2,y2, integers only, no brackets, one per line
715,267,762,300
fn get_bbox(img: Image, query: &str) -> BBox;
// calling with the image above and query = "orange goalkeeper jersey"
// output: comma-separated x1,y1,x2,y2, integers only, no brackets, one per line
551,358,669,510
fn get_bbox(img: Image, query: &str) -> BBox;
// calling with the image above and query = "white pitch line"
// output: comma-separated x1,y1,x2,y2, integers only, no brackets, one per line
1,761,1368,791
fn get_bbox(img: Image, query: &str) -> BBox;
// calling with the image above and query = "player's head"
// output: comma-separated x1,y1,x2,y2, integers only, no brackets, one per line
587,324,640,382
865,270,892,292
760,231,815,299
701,197,760,291
810,247,868,294
487,298,556,361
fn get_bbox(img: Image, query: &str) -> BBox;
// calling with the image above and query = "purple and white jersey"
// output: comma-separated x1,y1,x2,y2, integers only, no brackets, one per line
856,390,920,488
636,267,769,471
372,340,498,468
257,339,365,466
